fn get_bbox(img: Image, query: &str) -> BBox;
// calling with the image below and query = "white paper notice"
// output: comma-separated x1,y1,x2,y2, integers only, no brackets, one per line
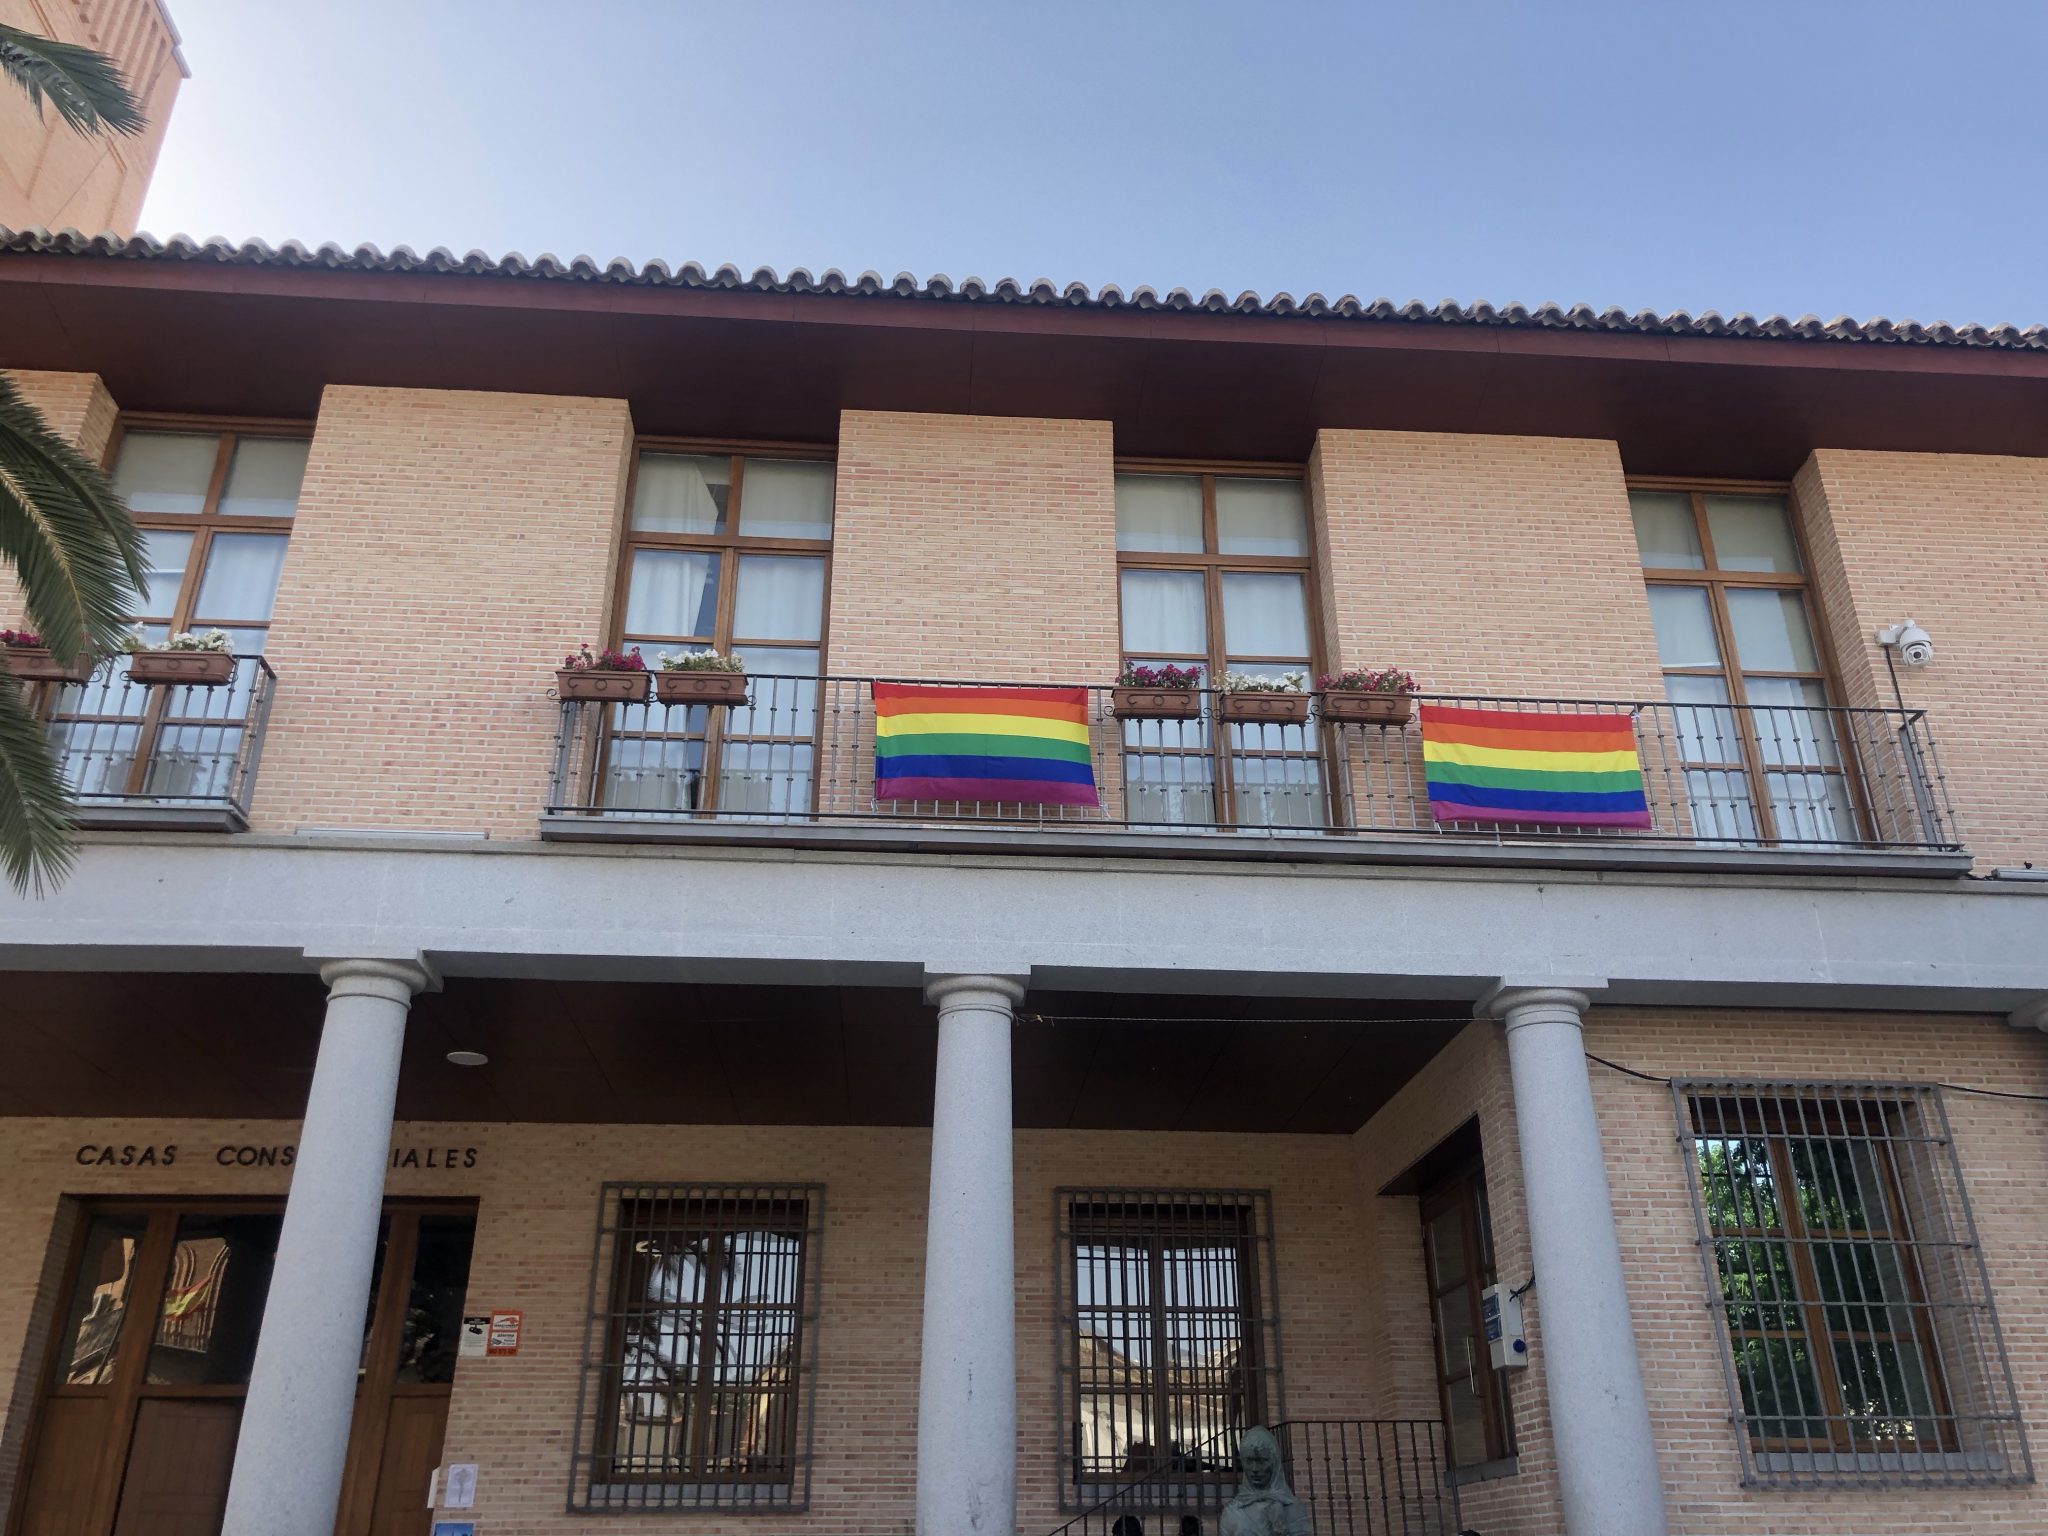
442,1463,479,1510
458,1315,488,1359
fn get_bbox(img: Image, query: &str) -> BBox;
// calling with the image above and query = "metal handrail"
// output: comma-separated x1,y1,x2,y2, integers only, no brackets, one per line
546,673,1962,856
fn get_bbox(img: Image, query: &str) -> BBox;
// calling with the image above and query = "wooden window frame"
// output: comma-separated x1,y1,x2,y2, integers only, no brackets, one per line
1628,476,1864,844
10,1197,472,1536
45,417,311,797
1419,1163,1515,1472
1112,461,1327,828
604,439,835,817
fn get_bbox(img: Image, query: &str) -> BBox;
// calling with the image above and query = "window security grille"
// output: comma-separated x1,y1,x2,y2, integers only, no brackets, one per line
1055,1188,1284,1507
1673,1081,2030,1488
570,1183,823,1512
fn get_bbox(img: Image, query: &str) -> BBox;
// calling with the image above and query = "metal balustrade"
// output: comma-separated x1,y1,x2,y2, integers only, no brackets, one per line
1041,1419,1461,1536
542,675,1963,862
31,655,278,830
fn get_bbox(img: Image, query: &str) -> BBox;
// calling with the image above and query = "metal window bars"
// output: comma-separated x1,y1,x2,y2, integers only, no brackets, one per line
1672,1081,2031,1488
32,654,278,827
1055,1190,1284,1509
547,676,1961,854
570,1182,824,1513
1039,1419,1461,1536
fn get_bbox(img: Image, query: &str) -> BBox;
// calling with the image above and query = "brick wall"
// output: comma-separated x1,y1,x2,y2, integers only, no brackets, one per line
1355,1009,2048,1536
827,411,1119,680
0,0,183,236
1794,450,2048,869
1309,430,1666,698
0,1117,1369,1536
249,385,634,837
0,369,119,632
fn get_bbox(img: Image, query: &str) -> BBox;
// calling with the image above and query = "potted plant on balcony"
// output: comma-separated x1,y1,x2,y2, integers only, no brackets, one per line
655,648,748,706
0,629,95,684
1111,661,1203,720
123,628,236,687
1218,670,1311,724
1316,667,1418,725
556,644,649,702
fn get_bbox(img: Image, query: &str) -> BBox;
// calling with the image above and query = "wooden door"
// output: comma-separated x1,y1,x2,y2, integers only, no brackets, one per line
110,1401,242,1536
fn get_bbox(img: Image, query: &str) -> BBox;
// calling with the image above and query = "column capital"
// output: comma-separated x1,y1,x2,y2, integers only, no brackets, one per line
1475,977,1607,1023
312,954,438,1002
922,969,1029,1011
2009,995,2048,1033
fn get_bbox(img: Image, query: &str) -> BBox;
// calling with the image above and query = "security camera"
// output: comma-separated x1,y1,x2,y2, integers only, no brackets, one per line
1876,619,1935,669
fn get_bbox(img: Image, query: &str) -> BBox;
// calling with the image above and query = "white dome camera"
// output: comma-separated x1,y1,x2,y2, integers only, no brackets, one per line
1876,619,1935,669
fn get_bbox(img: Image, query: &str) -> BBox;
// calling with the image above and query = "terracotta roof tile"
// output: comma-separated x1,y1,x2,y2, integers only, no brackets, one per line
4,226,2044,352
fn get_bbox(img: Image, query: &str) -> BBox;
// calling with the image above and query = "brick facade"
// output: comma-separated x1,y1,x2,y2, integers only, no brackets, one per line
0,369,119,632
1794,449,2048,871
1309,430,1666,698
248,385,634,838
828,411,1119,681
0,0,183,239
5,1008,2041,1534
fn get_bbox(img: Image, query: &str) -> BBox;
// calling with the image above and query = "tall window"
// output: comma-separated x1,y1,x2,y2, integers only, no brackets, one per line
47,426,308,798
1628,486,1853,844
1057,1189,1282,1498
607,450,833,815
1679,1083,2028,1486
577,1183,822,1511
1421,1166,1515,1473
1114,470,1320,827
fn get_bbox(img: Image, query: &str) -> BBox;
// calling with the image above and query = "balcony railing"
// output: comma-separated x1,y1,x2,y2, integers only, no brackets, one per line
33,655,278,831
1042,1419,1460,1536
543,676,1963,869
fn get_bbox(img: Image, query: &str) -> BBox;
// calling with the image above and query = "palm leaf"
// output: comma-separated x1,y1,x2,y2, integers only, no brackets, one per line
0,671,74,895
0,372,148,666
0,22,144,139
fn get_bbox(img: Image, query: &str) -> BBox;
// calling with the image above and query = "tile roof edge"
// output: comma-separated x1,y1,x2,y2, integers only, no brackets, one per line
3,227,2044,352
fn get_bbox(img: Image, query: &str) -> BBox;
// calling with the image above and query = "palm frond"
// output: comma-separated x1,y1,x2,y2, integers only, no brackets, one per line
0,372,148,666
0,672,74,895
0,22,144,138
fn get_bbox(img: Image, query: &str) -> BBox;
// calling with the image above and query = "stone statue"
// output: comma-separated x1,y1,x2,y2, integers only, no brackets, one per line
1219,1426,1310,1536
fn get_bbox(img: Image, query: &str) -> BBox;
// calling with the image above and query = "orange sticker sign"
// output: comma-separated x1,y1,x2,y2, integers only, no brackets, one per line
486,1309,522,1356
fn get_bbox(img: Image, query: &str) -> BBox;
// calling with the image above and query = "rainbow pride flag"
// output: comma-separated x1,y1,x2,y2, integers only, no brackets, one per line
873,683,1099,806
1421,705,1651,828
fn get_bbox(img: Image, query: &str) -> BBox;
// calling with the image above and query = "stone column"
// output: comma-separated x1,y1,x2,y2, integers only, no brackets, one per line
916,971,1026,1536
220,956,432,1536
1481,982,1669,1536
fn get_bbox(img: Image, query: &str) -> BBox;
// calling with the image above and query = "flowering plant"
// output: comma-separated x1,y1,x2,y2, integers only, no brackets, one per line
1317,667,1417,695
0,629,46,648
1219,670,1307,693
124,628,232,654
562,644,646,672
1117,661,1202,689
657,648,745,673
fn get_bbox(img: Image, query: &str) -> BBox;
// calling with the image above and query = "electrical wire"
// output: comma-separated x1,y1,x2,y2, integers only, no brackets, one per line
1586,1051,2048,1104
1023,1017,2048,1105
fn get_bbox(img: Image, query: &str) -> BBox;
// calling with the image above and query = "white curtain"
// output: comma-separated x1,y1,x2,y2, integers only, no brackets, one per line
626,550,720,638
1219,572,1307,657
1214,479,1306,556
112,431,216,515
219,439,311,518
1114,474,1203,553
632,454,730,534
194,533,289,623
733,556,825,642
1119,569,1206,654
738,461,834,539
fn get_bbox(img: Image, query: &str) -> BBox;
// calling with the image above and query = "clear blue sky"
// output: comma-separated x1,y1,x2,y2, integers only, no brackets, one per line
139,0,2047,328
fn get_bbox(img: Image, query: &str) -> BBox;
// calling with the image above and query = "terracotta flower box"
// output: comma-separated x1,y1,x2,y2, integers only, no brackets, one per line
1219,690,1311,725
126,650,236,687
1318,691,1414,726
655,671,749,707
1,645,93,685
1111,686,1201,721
555,668,649,703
